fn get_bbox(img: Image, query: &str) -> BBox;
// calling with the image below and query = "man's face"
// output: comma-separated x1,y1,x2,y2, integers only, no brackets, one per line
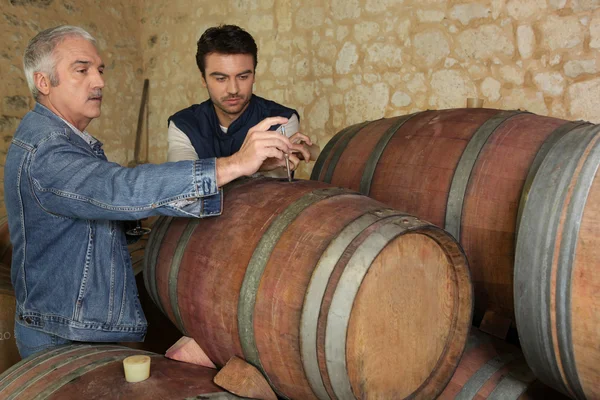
40,36,105,130
201,53,255,127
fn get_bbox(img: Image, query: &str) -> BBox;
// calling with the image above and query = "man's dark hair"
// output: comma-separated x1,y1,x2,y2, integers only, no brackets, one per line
196,25,258,77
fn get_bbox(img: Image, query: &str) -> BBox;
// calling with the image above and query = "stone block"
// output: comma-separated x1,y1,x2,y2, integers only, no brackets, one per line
541,15,583,51
568,77,600,123
430,69,476,109
507,0,547,19
413,30,449,67
449,3,491,25
457,25,514,61
481,77,501,102
564,59,598,78
354,21,381,43
344,83,390,125
365,42,402,67
533,71,565,96
391,91,412,107
517,25,535,59
336,42,359,74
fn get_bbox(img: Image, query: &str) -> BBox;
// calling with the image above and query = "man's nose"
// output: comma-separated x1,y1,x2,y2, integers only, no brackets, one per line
92,69,105,89
227,79,238,94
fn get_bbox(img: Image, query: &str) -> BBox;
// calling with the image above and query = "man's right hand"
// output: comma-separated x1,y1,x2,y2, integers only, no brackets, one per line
216,117,292,187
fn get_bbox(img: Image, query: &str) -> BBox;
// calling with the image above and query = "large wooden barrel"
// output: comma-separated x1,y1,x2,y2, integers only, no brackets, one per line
310,109,590,327
144,177,473,400
0,344,243,399
515,124,600,400
0,264,19,374
438,328,569,399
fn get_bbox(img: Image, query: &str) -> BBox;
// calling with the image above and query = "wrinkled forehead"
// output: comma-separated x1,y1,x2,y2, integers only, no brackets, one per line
53,36,103,67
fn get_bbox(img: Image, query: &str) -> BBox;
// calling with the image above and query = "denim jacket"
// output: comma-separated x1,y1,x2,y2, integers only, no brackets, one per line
4,103,222,342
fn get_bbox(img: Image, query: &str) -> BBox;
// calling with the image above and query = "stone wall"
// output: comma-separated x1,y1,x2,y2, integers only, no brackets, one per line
0,0,141,217
141,0,600,179
2,0,600,200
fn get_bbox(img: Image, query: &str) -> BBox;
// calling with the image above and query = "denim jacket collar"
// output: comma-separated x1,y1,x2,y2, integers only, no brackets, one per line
33,102,104,151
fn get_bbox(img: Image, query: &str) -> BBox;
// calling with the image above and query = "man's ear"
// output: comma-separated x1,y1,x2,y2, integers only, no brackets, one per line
34,72,51,96
200,74,207,88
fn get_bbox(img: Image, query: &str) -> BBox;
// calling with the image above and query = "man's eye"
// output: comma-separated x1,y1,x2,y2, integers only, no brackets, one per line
216,77,226,82
239,75,248,80
77,69,87,74
99,69,104,75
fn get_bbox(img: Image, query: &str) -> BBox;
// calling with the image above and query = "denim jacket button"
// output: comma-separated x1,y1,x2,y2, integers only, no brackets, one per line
24,317,32,324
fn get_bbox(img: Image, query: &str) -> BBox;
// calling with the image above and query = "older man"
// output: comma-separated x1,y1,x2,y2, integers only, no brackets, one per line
4,25,294,358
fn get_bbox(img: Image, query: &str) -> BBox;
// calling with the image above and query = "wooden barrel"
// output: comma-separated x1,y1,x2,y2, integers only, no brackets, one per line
310,109,590,327
438,328,569,399
0,344,243,399
515,124,600,400
144,177,473,400
0,263,20,375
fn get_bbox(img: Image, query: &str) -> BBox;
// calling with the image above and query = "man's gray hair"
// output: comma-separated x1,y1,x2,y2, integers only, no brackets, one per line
23,25,96,100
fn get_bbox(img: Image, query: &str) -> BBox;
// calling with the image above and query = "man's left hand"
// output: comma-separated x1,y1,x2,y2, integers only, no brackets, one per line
259,132,312,172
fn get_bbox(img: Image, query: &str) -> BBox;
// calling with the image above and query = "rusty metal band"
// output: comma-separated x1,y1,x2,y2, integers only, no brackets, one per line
238,187,353,399
300,209,403,400
359,113,420,195
455,352,516,400
325,216,424,400
6,346,139,400
515,124,599,400
310,125,356,181
143,215,172,318
0,344,83,393
515,121,588,242
168,219,200,335
31,351,156,400
322,121,372,184
444,111,524,240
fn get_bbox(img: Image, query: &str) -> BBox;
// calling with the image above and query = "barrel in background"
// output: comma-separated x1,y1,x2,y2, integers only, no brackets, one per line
438,328,570,399
0,344,243,399
310,110,587,328
144,177,473,400
515,124,600,400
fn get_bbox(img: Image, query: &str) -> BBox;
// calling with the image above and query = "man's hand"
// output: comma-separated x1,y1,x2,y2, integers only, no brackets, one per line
259,132,313,172
216,117,292,186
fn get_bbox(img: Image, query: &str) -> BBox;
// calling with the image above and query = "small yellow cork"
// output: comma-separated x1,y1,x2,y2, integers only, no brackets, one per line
123,355,151,383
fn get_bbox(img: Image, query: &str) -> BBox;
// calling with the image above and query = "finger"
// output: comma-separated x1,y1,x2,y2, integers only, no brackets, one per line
263,147,284,160
254,136,292,154
249,116,290,133
290,132,312,146
287,154,301,171
290,143,311,162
